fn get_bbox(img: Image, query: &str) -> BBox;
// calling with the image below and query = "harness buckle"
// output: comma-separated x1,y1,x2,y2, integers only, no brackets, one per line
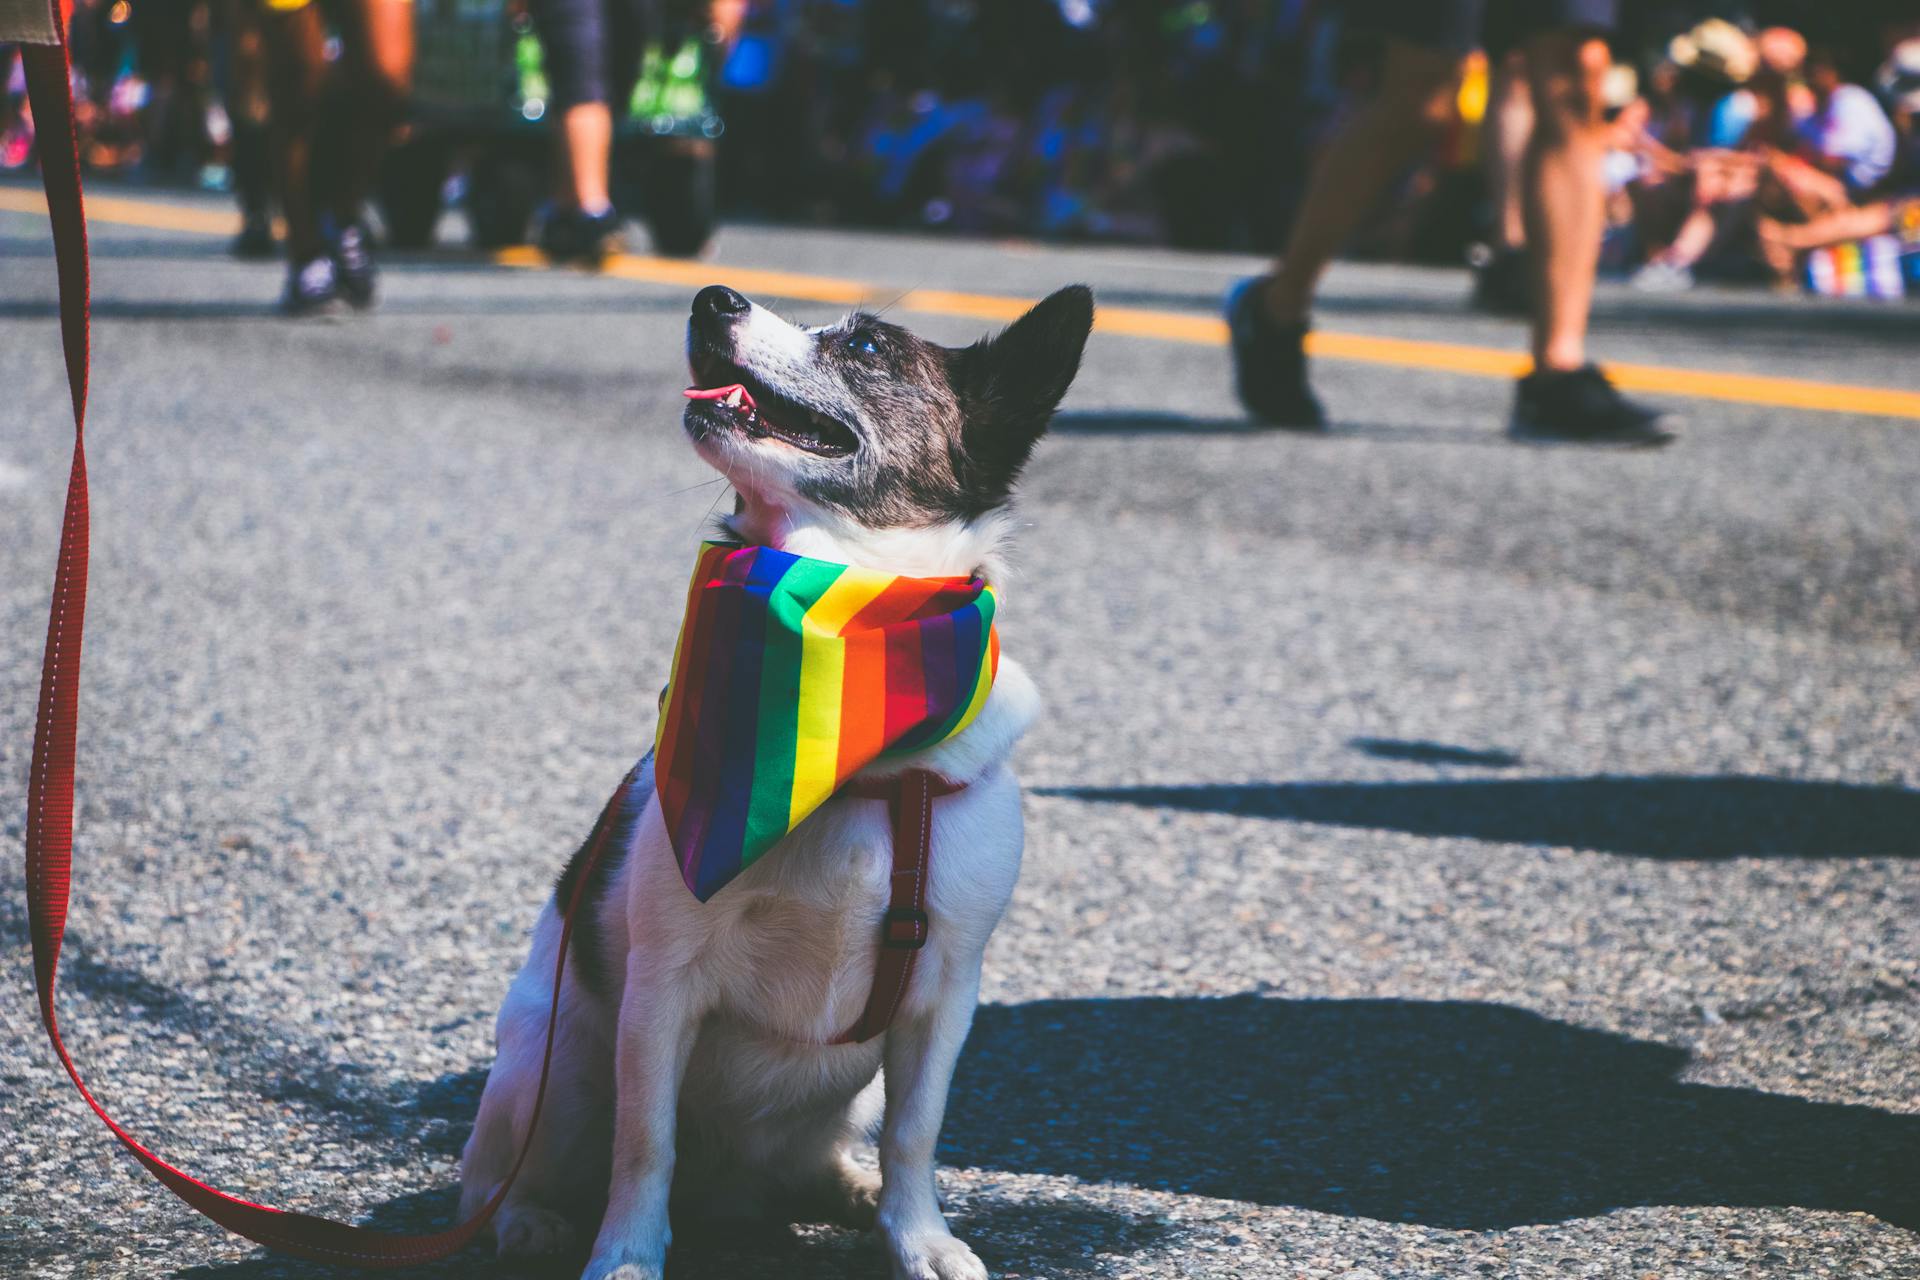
881,906,929,949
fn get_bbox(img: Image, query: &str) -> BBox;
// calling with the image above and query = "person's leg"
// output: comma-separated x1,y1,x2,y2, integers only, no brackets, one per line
529,0,628,260
1517,27,1609,371
325,0,413,226
562,104,616,213
259,1,328,263
1261,40,1471,324
1506,9,1674,443
1465,46,1535,313
531,0,614,214
223,0,276,256
1484,47,1531,253
1229,0,1482,428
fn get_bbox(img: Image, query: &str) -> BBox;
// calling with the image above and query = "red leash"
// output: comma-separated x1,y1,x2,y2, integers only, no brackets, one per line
18,30,957,1264
15,23,619,1266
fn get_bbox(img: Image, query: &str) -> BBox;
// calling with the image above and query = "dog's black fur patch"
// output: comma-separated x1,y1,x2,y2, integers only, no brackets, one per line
949,285,1095,512
552,757,648,997
686,284,1095,528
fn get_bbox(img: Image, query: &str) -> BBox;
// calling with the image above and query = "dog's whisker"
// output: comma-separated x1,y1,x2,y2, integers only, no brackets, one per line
869,287,915,321
695,475,735,538
659,477,729,499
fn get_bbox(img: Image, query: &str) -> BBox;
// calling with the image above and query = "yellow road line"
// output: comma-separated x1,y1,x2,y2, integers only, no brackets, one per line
0,185,245,235
509,251,1920,422
10,184,1920,422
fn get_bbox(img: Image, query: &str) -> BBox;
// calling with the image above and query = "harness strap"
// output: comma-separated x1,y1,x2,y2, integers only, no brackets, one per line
18,23,609,1265
834,768,966,1045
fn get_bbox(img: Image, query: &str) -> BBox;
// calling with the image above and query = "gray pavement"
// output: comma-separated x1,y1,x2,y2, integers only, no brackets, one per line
3,187,1917,1280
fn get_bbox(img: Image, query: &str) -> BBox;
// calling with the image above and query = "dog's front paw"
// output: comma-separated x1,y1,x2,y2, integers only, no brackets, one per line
887,1232,988,1280
495,1202,579,1260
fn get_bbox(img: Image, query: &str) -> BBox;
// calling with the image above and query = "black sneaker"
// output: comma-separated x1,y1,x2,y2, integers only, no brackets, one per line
283,255,346,318
1225,277,1326,430
1471,245,1530,317
331,221,378,309
1511,364,1678,447
231,211,276,260
540,205,625,266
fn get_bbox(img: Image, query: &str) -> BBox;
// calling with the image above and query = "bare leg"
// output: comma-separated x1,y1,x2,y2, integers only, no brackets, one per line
1263,40,1469,324
561,101,616,213
1485,48,1532,253
1761,201,1897,253
1520,30,1611,372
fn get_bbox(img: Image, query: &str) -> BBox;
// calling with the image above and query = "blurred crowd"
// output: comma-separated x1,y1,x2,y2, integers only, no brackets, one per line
4,0,1918,297
1602,17,1920,294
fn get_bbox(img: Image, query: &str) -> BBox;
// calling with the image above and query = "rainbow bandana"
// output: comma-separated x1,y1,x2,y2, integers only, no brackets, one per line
654,541,1000,900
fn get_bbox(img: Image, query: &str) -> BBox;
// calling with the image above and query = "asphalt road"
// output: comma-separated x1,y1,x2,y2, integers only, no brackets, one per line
3,187,1918,1280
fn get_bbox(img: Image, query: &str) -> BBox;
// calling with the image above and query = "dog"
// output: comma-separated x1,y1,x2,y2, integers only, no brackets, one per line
458,281,1095,1280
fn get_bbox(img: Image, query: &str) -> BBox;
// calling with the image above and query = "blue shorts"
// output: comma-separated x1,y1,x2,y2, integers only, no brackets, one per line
1359,0,1618,55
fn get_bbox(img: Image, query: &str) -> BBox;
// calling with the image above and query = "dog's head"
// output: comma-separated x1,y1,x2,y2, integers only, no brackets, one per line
683,283,1094,574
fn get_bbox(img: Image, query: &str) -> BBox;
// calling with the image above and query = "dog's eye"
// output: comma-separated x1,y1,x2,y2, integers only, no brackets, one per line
845,330,880,357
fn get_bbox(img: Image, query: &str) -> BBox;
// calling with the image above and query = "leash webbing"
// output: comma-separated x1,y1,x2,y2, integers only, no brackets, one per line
16,23,621,1264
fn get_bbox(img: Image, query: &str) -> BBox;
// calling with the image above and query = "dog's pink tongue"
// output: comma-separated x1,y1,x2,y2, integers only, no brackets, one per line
685,383,757,409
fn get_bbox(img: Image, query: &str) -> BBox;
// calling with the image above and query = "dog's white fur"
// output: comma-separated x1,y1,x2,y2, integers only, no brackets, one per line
458,301,1040,1280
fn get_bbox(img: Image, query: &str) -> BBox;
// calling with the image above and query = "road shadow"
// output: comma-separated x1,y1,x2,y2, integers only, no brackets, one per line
169,1171,1169,1279
1350,736,1522,767
946,994,1920,1231
1037,775,1920,859
40,939,1915,1272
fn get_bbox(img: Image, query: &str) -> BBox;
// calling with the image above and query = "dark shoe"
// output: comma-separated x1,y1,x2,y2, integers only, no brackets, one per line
1471,245,1530,317
1511,365,1678,447
540,205,626,265
282,255,346,318
231,211,276,260
331,221,378,309
1225,277,1326,429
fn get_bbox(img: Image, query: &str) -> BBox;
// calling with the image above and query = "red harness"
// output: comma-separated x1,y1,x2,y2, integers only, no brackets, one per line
15,28,961,1265
834,769,967,1044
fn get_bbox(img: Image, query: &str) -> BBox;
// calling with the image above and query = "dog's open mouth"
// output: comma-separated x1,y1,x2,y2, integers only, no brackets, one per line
684,363,858,458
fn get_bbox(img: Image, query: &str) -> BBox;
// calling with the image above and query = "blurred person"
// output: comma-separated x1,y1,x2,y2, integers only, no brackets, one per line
1780,44,1896,202
1228,0,1676,445
129,0,207,177
1473,47,1531,313
531,0,742,263
1752,39,1920,287
1755,190,1918,279
221,0,275,257
258,0,413,314
1670,17,1762,150
0,46,27,170
1629,26,1805,289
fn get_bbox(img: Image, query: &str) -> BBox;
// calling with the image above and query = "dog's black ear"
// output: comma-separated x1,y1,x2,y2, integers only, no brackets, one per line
953,285,1094,499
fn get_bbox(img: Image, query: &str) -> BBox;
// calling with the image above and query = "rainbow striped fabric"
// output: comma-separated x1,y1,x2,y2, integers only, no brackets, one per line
654,541,999,900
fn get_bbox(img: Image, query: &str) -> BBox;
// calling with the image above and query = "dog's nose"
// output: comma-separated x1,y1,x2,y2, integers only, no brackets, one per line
692,285,750,323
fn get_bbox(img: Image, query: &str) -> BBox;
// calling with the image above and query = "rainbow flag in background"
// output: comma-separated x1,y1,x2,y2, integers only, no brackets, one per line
1805,235,1908,300
654,542,999,900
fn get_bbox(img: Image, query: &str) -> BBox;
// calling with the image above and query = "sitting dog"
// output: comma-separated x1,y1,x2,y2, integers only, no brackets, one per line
459,281,1095,1280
